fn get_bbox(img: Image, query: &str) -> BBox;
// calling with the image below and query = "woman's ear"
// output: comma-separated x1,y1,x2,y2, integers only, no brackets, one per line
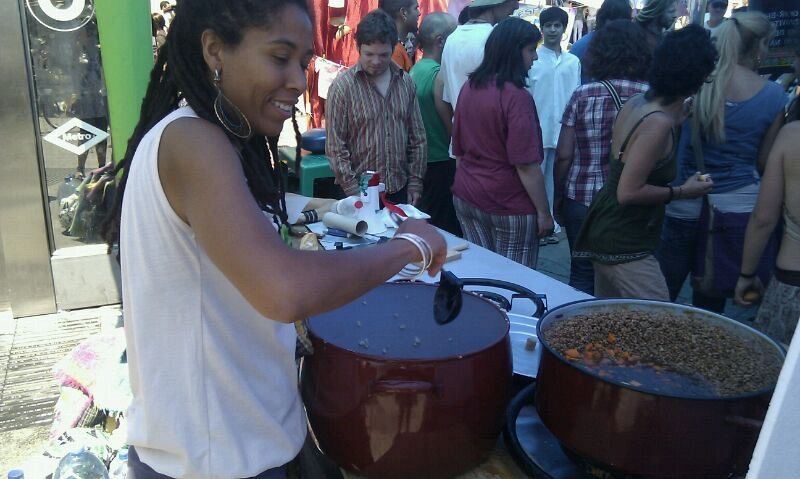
201,28,225,73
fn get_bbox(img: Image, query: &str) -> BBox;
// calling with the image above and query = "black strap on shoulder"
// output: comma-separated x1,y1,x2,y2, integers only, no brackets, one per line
600,80,623,111
619,110,665,155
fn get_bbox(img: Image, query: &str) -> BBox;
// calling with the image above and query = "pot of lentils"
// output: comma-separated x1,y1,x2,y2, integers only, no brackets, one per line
534,299,785,479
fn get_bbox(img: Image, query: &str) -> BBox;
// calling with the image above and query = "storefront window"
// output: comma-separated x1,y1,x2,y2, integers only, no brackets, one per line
23,1,112,251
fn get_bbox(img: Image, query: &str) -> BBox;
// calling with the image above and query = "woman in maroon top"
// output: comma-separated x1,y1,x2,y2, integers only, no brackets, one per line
451,17,552,269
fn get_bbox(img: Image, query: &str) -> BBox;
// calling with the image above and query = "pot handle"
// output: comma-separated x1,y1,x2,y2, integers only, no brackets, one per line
459,278,547,318
370,379,435,396
725,414,764,431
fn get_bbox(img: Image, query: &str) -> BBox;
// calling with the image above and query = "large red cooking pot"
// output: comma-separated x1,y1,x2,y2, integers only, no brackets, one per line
535,299,786,479
301,281,514,479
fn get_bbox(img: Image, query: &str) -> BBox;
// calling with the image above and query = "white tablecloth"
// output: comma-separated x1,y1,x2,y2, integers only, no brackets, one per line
306,223,592,317
410,230,592,318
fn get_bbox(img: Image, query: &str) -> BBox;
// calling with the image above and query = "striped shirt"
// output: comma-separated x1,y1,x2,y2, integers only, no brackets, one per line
325,62,427,196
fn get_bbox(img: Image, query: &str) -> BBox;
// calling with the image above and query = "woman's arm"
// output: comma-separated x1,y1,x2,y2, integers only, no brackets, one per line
159,118,446,324
553,125,576,224
756,110,785,174
515,163,554,237
735,126,788,306
617,114,712,205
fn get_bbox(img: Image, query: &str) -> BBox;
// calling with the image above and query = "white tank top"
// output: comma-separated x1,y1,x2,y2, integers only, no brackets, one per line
120,107,306,478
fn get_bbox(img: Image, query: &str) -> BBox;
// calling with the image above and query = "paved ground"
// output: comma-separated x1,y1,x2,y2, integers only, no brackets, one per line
0,308,109,474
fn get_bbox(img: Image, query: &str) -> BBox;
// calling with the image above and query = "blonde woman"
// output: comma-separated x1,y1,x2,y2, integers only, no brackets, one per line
656,12,785,312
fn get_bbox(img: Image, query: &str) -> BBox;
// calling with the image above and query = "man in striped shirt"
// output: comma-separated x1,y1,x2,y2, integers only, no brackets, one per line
326,10,427,205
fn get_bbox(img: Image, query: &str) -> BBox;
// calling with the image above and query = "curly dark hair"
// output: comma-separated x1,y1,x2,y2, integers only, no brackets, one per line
469,17,542,90
646,24,716,104
583,20,651,81
356,9,398,47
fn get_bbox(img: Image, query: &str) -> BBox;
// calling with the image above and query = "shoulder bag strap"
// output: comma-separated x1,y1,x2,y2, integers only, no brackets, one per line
690,113,706,173
600,80,623,111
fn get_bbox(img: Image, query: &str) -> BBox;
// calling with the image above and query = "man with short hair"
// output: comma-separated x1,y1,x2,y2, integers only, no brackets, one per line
326,10,427,205
569,0,633,84
379,0,421,71
410,13,462,235
160,1,174,29
528,6,580,245
704,0,728,35
635,0,678,52
439,0,520,121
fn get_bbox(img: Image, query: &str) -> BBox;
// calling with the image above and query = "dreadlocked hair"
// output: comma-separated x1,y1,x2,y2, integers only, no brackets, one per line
102,0,310,254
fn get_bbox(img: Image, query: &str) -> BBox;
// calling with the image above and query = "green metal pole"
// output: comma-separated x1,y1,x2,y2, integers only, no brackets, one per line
94,0,152,164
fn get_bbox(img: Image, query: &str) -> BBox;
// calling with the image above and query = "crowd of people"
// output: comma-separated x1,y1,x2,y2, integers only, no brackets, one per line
146,0,800,346
122,0,798,476
322,0,799,344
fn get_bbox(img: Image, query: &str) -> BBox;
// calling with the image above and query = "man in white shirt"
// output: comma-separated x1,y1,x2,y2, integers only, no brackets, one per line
528,6,580,244
160,1,175,29
438,0,519,125
704,0,727,36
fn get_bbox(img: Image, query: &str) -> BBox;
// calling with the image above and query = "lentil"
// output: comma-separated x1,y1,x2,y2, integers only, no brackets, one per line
542,311,783,396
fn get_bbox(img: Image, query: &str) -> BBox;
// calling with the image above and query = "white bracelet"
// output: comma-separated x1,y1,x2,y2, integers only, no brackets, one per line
392,233,433,280
402,233,433,271
397,234,431,280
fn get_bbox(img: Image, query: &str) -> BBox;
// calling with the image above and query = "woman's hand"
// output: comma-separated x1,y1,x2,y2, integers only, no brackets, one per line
537,212,555,238
678,172,714,199
734,276,764,307
395,219,448,276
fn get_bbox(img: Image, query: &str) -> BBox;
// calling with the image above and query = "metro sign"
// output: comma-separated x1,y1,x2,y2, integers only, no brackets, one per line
44,118,109,155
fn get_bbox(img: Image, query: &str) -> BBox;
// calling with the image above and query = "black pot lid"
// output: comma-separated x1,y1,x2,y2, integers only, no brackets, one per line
308,282,508,360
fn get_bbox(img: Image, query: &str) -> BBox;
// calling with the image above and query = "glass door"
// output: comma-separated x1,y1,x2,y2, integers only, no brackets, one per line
21,0,120,311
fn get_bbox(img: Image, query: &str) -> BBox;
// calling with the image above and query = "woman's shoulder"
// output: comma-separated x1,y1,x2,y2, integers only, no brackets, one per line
739,77,786,106
159,115,239,175
777,121,800,142
501,84,536,106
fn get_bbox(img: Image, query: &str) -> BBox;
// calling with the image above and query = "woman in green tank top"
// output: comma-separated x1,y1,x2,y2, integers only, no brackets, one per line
573,25,716,300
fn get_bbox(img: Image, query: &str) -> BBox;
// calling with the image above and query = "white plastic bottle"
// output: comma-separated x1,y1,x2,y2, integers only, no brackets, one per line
108,448,128,479
53,446,109,479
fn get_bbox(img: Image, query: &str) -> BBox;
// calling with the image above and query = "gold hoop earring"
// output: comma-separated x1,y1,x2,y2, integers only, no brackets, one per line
213,68,252,139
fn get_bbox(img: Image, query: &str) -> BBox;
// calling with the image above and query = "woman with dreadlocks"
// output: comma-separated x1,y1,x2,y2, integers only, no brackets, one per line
103,1,446,477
